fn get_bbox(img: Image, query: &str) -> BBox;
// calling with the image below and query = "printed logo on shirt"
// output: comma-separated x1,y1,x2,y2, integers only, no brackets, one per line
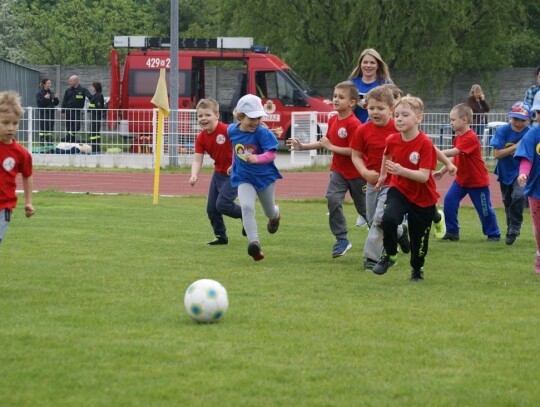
3,157,15,172
409,151,420,165
216,134,226,145
338,127,348,139
235,143,257,161
536,143,540,155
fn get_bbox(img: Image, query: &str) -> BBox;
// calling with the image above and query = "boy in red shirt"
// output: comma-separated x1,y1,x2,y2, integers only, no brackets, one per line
350,85,410,270
190,99,242,245
373,96,439,281
435,103,500,242
287,81,366,258
0,91,35,247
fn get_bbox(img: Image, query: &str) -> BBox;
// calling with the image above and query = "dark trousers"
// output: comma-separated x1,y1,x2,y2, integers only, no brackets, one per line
381,187,435,270
207,172,242,238
65,109,82,133
500,178,525,235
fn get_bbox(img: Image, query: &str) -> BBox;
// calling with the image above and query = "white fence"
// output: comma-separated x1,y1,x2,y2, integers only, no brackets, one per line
16,108,511,169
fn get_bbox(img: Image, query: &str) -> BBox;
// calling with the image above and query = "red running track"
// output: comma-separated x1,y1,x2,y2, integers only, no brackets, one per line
25,170,503,208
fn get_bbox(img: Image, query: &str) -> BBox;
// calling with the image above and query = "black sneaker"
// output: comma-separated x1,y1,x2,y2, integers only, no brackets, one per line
248,241,264,261
398,223,410,254
442,233,459,241
267,213,281,234
486,236,500,242
505,233,518,245
372,255,397,275
410,268,424,281
207,236,228,246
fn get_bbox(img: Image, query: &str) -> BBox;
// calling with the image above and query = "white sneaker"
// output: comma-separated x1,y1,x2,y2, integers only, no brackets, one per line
356,215,368,228
434,209,446,239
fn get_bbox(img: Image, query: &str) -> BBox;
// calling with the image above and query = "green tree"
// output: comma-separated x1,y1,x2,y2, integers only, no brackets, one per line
0,0,27,63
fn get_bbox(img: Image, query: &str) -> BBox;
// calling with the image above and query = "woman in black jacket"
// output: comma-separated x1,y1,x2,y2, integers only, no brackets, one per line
89,81,105,153
36,78,59,143
467,84,490,137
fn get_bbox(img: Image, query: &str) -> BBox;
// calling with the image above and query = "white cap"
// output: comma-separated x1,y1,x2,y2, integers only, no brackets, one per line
235,94,266,118
532,90,540,112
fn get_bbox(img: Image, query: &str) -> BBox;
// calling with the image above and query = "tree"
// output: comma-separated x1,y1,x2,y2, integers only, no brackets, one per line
0,0,27,63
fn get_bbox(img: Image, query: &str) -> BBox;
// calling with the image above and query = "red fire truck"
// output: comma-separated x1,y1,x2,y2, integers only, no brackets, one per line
107,36,332,142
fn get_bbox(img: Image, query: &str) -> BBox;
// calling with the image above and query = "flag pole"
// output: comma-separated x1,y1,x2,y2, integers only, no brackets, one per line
151,68,170,204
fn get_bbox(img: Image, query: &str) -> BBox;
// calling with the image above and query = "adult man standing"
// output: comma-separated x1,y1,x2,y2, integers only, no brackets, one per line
61,75,91,141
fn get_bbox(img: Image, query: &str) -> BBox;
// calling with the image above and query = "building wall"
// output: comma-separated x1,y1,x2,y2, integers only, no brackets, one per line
0,59,41,107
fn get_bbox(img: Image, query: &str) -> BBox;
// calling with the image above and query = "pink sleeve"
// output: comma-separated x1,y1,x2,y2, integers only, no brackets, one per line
254,150,276,164
519,158,533,177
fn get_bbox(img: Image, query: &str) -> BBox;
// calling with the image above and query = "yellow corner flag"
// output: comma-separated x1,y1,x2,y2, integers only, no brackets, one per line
151,69,170,204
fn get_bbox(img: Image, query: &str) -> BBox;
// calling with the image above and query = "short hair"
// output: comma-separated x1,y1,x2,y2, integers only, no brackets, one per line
196,98,220,113
366,85,394,107
334,81,359,102
0,91,24,118
469,84,483,96
381,84,403,102
92,81,102,93
451,103,473,122
396,95,424,114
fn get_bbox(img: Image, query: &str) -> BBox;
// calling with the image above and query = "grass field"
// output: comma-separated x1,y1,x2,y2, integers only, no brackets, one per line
1,192,539,406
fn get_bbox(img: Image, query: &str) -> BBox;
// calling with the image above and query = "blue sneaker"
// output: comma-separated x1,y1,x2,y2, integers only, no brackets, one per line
332,239,352,258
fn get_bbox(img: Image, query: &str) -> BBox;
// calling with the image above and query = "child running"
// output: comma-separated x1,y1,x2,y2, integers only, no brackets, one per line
287,81,366,258
190,99,243,245
515,91,540,273
228,94,282,261
350,85,410,270
0,91,35,247
435,103,501,242
373,96,439,281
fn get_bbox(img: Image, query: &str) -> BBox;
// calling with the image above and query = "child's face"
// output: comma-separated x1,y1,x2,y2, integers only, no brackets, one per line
238,116,262,133
510,117,529,133
197,107,219,132
394,104,421,133
449,110,468,133
366,99,393,127
332,88,356,113
0,111,20,144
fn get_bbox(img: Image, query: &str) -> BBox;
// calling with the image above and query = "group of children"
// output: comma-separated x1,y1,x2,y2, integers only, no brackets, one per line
189,77,540,277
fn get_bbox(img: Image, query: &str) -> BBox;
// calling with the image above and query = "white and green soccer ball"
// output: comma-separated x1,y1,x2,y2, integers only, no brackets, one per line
184,279,229,323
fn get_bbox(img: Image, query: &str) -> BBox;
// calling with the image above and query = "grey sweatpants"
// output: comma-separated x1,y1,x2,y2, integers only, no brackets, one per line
238,182,279,243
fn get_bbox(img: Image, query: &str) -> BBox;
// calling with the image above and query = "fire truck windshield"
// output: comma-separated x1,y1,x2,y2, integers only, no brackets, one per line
286,69,322,98
128,69,191,96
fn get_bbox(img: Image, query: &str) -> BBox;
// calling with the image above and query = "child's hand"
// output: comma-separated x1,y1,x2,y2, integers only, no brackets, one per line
518,174,528,187
25,204,35,218
246,154,258,163
286,137,302,151
227,166,232,176
189,175,197,186
363,170,379,184
433,170,444,181
374,174,387,192
446,163,457,176
385,160,402,175
319,136,331,150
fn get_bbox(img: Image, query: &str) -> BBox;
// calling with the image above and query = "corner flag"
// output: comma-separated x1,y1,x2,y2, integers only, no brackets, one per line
151,68,170,204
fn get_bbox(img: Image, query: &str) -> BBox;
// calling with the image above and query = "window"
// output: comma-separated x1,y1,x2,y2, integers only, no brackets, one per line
129,70,191,97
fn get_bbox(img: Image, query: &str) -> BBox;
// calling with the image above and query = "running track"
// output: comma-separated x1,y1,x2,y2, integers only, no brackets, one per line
26,170,503,208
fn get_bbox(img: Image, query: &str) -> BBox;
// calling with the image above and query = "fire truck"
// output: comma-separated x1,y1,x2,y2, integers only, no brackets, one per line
107,36,333,142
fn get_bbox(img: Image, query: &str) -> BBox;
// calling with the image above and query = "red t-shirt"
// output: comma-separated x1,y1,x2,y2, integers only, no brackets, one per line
326,113,362,179
453,129,490,188
194,122,232,174
0,140,33,211
350,119,397,185
384,131,439,207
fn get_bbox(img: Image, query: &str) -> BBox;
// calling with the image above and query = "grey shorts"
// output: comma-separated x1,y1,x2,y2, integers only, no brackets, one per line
0,209,11,247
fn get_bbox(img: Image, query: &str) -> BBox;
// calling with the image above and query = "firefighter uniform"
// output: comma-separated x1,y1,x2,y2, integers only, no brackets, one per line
61,85,91,140
88,92,105,153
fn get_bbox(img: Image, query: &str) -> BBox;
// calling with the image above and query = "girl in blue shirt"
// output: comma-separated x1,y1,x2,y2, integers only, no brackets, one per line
228,95,282,261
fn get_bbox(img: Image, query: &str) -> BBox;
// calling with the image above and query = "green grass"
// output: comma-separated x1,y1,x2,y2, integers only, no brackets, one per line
1,192,539,406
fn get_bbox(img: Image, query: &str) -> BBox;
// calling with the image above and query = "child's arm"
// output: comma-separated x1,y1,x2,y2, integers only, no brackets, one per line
385,159,431,183
22,175,35,217
286,137,323,151
439,147,461,158
351,149,378,184
246,149,276,164
435,146,457,176
375,154,389,191
189,153,204,186
493,143,519,160
319,136,351,156
517,158,532,187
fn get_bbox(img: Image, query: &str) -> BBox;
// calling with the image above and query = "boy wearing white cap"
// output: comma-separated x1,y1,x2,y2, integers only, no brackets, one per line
228,94,282,261
490,101,532,245
516,91,540,273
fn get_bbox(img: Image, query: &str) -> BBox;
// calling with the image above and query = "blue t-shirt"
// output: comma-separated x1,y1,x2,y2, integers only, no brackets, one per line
515,126,540,199
227,123,282,190
349,77,391,123
490,122,530,185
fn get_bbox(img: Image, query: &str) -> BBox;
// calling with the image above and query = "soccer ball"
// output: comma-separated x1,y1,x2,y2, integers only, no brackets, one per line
184,279,229,323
